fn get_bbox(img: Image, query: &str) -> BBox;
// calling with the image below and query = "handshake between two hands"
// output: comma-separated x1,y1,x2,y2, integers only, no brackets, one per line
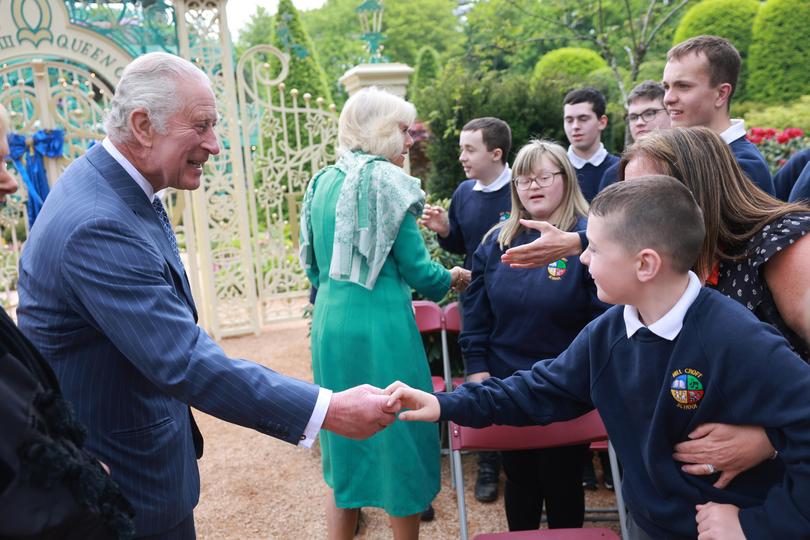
321,381,441,440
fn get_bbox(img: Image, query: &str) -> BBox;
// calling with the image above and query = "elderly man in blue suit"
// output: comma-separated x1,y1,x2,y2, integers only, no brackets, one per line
17,52,399,539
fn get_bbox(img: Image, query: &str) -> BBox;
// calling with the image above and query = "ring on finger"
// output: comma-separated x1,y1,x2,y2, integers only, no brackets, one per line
704,463,716,474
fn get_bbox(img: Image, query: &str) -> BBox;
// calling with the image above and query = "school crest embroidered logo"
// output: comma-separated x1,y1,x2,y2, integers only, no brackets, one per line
547,258,567,280
498,211,511,222
670,368,704,410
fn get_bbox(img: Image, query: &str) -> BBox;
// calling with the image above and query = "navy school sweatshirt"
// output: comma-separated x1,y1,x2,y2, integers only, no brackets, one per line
438,288,810,539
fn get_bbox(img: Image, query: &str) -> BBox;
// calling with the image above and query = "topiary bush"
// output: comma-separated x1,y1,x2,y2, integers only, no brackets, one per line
272,0,332,102
532,47,607,85
673,0,760,100
411,46,442,97
747,0,810,104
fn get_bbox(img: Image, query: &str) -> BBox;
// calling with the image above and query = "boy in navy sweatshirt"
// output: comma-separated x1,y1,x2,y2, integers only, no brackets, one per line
388,177,810,539
562,87,619,202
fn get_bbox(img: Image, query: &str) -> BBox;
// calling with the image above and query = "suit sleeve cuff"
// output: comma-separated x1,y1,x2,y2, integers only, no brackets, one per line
298,387,332,448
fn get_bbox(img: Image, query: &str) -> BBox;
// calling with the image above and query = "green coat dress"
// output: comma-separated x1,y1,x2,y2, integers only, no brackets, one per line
305,166,450,516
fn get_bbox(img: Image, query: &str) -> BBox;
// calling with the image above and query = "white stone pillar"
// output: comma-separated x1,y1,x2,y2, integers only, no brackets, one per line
339,63,414,98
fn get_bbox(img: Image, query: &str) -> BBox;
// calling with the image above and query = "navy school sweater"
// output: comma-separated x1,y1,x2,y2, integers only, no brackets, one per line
574,154,620,202
729,137,775,195
460,220,608,378
437,179,512,269
777,148,810,201
597,160,620,193
438,288,810,539
789,162,810,203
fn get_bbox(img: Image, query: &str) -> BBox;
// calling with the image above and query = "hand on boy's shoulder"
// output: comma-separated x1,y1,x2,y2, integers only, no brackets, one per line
695,502,744,540
384,380,441,422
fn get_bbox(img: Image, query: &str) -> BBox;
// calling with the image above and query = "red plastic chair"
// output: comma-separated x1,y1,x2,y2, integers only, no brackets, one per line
412,300,446,393
449,410,625,540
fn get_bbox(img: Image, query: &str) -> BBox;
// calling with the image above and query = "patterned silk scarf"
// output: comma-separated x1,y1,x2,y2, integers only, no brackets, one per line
300,150,425,290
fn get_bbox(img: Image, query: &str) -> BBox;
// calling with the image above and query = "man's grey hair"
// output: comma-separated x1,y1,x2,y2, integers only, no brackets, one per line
104,52,209,143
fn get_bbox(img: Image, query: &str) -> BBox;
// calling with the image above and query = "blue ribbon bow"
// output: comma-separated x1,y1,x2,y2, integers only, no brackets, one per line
7,129,64,227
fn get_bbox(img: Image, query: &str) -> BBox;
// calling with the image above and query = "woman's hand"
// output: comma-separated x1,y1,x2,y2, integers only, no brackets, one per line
673,423,774,489
500,220,583,268
450,266,471,292
419,204,450,237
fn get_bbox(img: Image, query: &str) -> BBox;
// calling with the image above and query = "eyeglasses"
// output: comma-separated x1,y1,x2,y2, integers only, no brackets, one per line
513,172,563,190
626,108,667,123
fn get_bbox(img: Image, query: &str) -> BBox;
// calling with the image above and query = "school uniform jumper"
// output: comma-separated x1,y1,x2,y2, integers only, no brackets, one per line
461,221,608,529
439,283,810,539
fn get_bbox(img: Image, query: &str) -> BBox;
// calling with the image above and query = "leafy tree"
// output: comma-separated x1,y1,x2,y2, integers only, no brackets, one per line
272,0,332,101
532,47,607,83
747,0,810,104
235,5,275,56
501,0,692,102
673,0,760,100
414,61,568,199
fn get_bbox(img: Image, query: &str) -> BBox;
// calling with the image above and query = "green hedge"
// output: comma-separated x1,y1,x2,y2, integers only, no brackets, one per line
747,0,810,104
743,95,810,133
532,47,607,84
673,0,760,100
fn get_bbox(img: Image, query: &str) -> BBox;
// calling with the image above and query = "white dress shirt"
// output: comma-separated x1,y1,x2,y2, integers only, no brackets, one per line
473,164,512,192
101,137,331,448
567,143,609,169
623,271,702,340
719,118,747,145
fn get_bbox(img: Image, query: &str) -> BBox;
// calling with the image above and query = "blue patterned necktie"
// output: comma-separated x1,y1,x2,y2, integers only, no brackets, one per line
152,196,183,268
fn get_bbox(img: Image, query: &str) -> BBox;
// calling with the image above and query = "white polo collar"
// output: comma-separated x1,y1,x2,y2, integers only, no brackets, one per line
719,119,747,145
473,164,512,192
567,143,608,169
623,271,702,340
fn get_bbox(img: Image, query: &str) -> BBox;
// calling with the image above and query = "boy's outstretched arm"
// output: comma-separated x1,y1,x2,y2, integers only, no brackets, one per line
385,381,440,422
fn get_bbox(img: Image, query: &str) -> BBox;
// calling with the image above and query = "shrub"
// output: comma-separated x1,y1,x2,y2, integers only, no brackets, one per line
747,0,810,103
672,0,760,100
411,46,442,96
414,62,569,200
743,95,810,134
532,47,607,84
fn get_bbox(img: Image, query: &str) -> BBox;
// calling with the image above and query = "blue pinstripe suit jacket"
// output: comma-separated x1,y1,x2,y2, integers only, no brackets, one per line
17,144,320,536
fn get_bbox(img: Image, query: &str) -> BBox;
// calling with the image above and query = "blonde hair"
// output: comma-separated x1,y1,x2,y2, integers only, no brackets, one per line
619,127,810,277
337,87,416,162
494,140,589,249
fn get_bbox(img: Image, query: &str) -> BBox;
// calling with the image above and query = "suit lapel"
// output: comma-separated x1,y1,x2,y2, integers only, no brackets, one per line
86,145,198,320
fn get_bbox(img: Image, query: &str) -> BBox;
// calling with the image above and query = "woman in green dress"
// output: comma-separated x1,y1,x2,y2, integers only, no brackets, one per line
300,87,469,539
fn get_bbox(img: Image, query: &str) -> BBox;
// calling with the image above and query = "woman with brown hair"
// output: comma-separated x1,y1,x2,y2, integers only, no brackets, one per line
618,126,810,490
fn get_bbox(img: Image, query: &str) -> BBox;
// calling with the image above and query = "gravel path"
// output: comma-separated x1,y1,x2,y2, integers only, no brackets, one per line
194,319,620,539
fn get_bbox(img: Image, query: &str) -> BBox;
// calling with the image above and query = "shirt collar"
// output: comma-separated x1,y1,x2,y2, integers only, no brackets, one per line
567,143,608,169
719,119,747,145
102,137,156,201
623,271,702,340
473,164,511,192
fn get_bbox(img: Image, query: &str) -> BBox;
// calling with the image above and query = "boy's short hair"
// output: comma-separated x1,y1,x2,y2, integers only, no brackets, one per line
563,87,607,118
626,80,665,107
667,35,741,101
590,176,705,273
462,117,512,164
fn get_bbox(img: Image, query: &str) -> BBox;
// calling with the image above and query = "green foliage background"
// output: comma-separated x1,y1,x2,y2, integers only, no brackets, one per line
673,0,760,100
532,47,608,84
747,0,810,104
